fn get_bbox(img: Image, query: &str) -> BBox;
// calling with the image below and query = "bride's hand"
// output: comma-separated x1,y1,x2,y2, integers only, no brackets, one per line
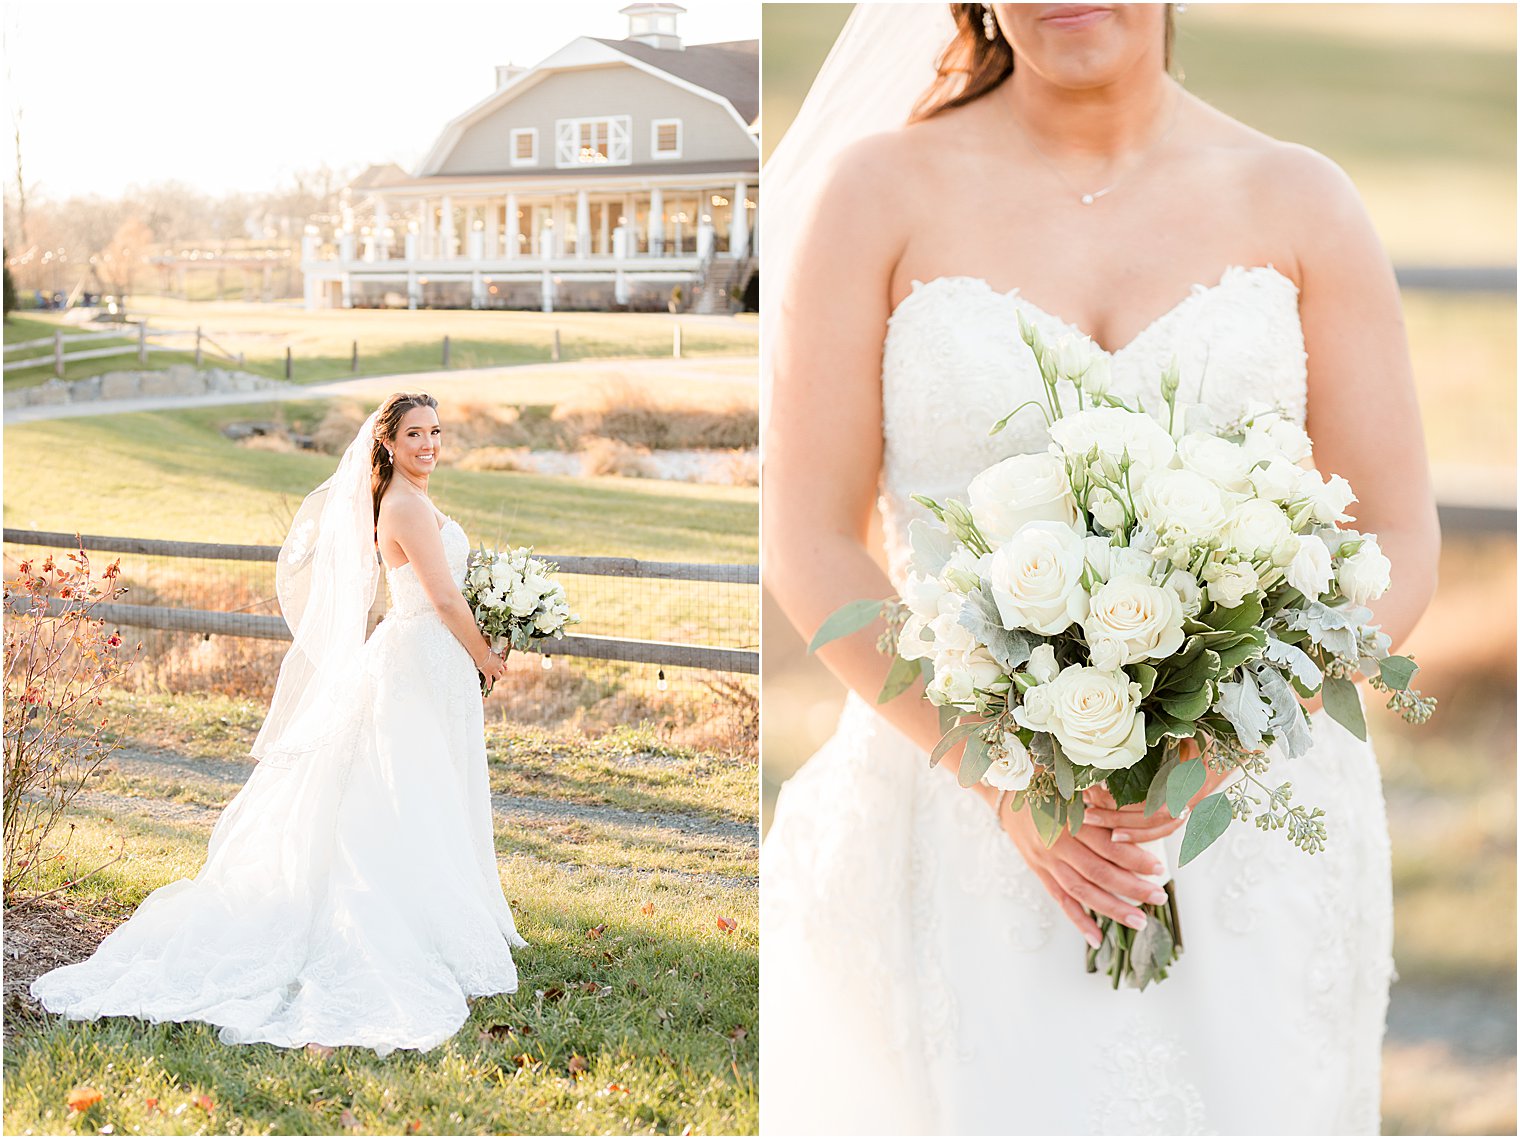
476,647,507,684
1079,740,1230,843
996,796,1170,947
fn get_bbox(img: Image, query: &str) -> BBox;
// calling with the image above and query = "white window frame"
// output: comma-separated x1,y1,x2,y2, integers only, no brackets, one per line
555,115,632,168
651,118,683,159
510,128,538,167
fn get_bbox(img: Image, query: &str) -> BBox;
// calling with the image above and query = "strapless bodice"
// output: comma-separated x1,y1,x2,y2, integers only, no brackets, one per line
385,518,469,618
878,265,1308,587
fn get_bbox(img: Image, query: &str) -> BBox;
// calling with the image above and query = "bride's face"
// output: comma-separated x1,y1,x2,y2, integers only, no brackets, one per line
993,4,1167,89
391,406,441,478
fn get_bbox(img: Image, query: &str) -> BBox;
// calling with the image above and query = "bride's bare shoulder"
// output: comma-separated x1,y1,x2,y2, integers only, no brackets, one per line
1200,104,1367,222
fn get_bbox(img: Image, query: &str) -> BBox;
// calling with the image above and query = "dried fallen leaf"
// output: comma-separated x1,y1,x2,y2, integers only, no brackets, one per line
541,985,565,1003
579,981,600,994
194,1095,214,1113
66,1087,103,1113
306,1043,335,1060
716,916,738,933
406,1121,423,1134
585,924,607,940
339,1108,358,1129
607,1082,630,1094
479,1023,513,1040
727,1026,749,1042
640,902,655,915
567,1054,589,1076
513,1052,536,1069
144,1098,159,1112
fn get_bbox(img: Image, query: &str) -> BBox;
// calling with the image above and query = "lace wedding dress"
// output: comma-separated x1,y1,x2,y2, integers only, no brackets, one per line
761,265,1393,1135
32,517,526,1054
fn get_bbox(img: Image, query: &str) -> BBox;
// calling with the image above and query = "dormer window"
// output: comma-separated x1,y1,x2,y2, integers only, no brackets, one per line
556,116,632,167
510,128,537,167
652,119,682,159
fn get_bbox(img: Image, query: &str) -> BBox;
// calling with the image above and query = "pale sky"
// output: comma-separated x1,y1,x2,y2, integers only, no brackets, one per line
3,1,761,200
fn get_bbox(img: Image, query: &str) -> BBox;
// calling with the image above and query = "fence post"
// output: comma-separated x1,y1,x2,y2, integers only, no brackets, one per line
442,335,450,368
285,347,293,381
673,321,682,359
351,339,359,374
552,328,561,363
194,326,203,367
54,330,63,378
138,321,148,365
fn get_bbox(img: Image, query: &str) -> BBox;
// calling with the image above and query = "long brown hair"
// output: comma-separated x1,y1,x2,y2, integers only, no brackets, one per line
370,391,439,534
909,4,1176,123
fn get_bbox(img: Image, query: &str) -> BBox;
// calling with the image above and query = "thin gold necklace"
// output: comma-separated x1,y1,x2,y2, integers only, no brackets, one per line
1015,88,1183,206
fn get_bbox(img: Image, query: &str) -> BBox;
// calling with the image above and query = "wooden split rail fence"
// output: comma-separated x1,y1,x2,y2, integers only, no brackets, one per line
4,529,758,675
3,323,242,376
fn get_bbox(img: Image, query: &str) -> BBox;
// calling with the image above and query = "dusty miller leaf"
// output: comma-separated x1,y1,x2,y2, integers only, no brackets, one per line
1214,671,1271,751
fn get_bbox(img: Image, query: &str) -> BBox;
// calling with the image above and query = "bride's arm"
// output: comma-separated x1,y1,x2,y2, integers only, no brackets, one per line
766,136,1161,942
1291,148,1441,647
382,497,506,683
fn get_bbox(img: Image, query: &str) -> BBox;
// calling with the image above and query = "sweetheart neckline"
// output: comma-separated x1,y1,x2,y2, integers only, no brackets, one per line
891,264,1298,358
383,516,464,576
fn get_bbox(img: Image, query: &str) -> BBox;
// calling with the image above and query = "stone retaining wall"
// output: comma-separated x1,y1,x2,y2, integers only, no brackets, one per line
5,365,289,410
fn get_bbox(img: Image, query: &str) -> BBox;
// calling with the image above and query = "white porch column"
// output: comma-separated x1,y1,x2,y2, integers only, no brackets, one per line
374,197,390,259
471,270,484,309
440,194,456,260
540,269,554,313
484,200,499,259
729,181,749,257
406,269,418,310
404,230,418,261
505,193,519,260
338,231,356,262
576,189,590,260
696,220,714,259
598,200,610,256
649,187,665,255
423,200,436,259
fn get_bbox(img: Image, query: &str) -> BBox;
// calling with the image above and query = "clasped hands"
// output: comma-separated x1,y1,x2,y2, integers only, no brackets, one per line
996,739,1228,947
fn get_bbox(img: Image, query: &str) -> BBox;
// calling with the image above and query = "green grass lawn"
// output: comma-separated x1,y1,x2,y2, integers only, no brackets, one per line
4,707,757,1136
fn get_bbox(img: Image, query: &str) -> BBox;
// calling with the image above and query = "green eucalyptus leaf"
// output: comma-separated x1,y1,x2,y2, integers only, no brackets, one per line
808,599,886,653
1166,758,1206,818
1322,674,1367,741
1379,655,1419,691
1144,747,1179,819
1067,793,1085,835
1052,741,1075,800
1178,792,1232,866
929,720,981,768
1031,796,1064,847
957,731,994,788
876,653,921,704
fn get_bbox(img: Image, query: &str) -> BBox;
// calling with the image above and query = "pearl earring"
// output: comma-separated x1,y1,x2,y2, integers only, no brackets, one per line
982,4,998,41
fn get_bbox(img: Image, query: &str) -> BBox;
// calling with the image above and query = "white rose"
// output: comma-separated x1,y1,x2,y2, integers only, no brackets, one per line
1088,637,1127,672
1221,499,1294,558
1247,456,1303,503
984,732,1036,791
1163,568,1203,617
1138,468,1230,543
1087,487,1128,532
1243,414,1313,464
986,522,1090,636
1203,560,1260,609
926,646,1004,706
507,584,538,617
533,608,561,633
901,570,950,620
1048,407,1177,472
1014,664,1147,770
1083,536,1153,584
1286,533,1334,598
1082,573,1186,666
1026,643,1059,684
1306,472,1357,524
1178,433,1254,493
966,453,1079,545
1337,534,1392,605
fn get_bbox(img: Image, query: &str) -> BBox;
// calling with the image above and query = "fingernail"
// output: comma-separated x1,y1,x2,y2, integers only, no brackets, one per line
1149,860,1165,876
1084,930,1101,949
1112,831,1131,843
1123,913,1148,931
1147,889,1168,905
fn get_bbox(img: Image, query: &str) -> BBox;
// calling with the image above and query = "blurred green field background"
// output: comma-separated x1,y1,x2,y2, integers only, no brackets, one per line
760,5,1515,1135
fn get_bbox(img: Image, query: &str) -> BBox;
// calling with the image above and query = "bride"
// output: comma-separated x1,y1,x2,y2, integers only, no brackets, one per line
761,5,1439,1134
32,392,527,1054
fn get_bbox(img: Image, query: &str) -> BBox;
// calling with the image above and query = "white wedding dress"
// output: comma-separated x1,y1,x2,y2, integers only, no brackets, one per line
761,265,1394,1135
32,517,526,1054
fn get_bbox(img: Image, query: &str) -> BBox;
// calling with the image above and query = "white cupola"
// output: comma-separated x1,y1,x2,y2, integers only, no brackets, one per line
494,63,524,89
621,2,685,51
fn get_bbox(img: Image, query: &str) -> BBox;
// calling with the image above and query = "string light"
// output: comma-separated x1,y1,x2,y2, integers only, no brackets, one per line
541,655,553,671
657,669,667,692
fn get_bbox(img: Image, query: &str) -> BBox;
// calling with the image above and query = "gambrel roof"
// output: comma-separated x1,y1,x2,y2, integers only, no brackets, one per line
590,38,759,125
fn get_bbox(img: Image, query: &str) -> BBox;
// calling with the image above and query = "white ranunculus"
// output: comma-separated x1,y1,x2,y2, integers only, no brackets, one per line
986,522,1090,636
1138,468,1231,543
1337,534,1392,604
901,570,950,620
1203,560,1260,609
966,452,1078,545
1248,456,1303,503
1087,487,1128,532
1286,533,1334,598
1088,637,1127,672
533,609,561,633
1178,433,1254,494
925,646,1004,707
1164,568,1203,616
1013,664,1147,770
1026,643,1059,684
984,732,1036,791
1221,498,1294,558
1243,414,1314,464
1305,472,1357,524
1047,407,1177,472
1082,573,1187,666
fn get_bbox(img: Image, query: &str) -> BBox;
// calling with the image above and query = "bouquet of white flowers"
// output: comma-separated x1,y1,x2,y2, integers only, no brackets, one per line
813,314,1434,990
464,545,578,693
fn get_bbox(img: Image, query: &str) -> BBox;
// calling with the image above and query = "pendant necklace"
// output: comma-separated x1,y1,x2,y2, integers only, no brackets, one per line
1016,89,1183,206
